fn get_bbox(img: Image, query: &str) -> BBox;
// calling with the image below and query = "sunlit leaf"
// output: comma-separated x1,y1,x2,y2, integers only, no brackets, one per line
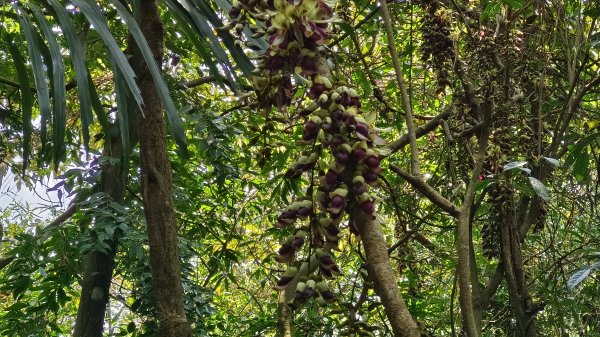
528,177,550,201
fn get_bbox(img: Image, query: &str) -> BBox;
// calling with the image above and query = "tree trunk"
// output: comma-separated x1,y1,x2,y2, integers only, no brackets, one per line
73,126,126,337
353,209,421,337
276,291,294,337
134,1,192,336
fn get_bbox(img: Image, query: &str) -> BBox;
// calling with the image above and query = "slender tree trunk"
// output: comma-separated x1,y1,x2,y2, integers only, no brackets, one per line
353,210,421,337
276,291,294,337
73,126,126,337
134,1,192,335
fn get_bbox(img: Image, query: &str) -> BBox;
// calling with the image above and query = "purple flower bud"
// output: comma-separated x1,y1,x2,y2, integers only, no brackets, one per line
335,151,349,165
331,109,343,120
309,83,325,99
304,287,317,298
353,181,367,195
297,207,312,218
301,56,317,73
340,93,352,107
350,97,361,108
303,121,319,141
360,200,375,214
276,210,297,228
325,223,340,238
364,155,381,169
320,290,335,303
267,55,284,70
292,236,305,249
329,195,344,209
275,276,294,290
355,123,369,140
319,254,335,268
229,6,241,18
278,244,294,256
331,135,345,147
320,266,333,278
352,148,367,161
294,290,306,301
363,172,378,185
325,170,338,186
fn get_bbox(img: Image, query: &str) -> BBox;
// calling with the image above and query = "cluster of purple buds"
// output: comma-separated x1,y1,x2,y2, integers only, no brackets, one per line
275,230,308,263
291,277,335,307
275,199,313,228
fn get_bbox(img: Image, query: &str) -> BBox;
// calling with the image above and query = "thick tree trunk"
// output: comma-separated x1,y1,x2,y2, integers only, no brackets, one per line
73,127,126,337
134,1,192,336
353,209,421,337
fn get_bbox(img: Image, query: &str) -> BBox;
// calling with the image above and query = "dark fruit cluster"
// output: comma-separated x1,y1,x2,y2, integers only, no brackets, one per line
228,0,385,306
419,3,454,92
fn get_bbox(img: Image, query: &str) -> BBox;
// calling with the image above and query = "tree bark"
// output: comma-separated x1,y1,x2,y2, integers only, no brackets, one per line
353,209,421,337
276,291,294,337
134,1,192,336
73,127,126,337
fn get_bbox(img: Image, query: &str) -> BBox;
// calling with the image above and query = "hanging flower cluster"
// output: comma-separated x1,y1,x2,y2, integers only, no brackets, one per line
229,0,384,306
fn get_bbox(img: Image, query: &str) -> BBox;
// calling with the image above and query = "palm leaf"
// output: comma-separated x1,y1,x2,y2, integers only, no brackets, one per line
109,55,131,176
190,0,255,76
176,0,238,87
69,0,143,110
47,0,95,149
32,7,67,168
164,0,224,87
6,35,33,172
110,0,188,155
17,5,52,166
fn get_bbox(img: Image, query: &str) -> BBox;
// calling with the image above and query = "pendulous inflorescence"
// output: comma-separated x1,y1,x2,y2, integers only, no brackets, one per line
228,0,385,306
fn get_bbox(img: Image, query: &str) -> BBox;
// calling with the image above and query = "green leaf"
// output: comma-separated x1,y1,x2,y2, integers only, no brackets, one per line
110,0,189,155
70,0,143,109
528,177,550,201
17,6,52,170
574,147,590,183
32,7,67,169
568,266,592,291
6,35,33,172
542,156,560,167
48,0,95,149
481,2,501,22
190,0,254,77
503,160,529,172
583,7,600,18
501,0,524,9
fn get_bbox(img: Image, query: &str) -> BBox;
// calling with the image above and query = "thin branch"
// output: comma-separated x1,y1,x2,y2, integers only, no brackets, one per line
389,164,460,217
387,111,451,154
380,0,420,175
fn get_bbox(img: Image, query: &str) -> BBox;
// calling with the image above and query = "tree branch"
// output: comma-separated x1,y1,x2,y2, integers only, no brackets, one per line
389,164,460,217
387,111,451,154
380,0,420,175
